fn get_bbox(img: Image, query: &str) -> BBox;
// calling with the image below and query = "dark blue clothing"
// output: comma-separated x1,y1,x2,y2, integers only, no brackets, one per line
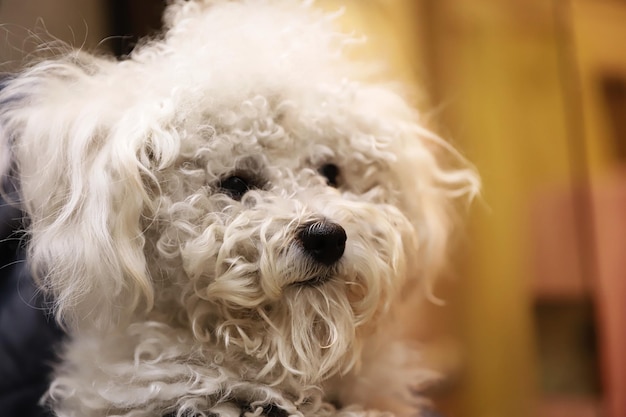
0,196,63,417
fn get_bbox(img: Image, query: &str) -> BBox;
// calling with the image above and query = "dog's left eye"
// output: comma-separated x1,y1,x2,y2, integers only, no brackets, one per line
320,163,340,187
219,175,251,200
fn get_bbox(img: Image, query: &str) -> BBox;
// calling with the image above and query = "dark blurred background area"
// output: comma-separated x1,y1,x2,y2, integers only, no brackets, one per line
2,1,626,417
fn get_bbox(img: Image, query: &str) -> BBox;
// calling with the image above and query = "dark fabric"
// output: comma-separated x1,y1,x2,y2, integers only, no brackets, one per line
420,409,445,417
0,196,63,417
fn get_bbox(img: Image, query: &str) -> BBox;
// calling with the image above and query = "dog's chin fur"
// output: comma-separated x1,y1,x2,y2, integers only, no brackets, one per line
0,1,478,416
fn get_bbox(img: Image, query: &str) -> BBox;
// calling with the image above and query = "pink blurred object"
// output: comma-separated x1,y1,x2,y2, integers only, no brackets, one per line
592,169,626,417
531,169,626,417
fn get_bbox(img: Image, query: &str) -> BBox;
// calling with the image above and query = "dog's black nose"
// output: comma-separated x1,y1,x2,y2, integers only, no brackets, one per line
298,221,347,266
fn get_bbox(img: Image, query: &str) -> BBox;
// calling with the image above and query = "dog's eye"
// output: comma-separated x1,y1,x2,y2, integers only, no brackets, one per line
319,163,340,187
219,175,251,200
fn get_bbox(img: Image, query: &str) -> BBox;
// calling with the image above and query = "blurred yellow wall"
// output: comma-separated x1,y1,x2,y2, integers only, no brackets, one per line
425,3,565,416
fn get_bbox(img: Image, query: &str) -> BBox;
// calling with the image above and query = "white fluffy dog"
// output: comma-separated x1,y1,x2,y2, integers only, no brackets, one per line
0,1,478,416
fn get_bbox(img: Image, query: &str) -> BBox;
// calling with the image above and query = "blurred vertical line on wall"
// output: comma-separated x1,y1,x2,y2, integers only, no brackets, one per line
551,0,602,415
107,0,165,58
110,0,133,57
552,0,599,299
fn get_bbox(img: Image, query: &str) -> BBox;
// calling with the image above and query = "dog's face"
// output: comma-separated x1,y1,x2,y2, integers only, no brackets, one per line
146,84,422,383
0,1,478,386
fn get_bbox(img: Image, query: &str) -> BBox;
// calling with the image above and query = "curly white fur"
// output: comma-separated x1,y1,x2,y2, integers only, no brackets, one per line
0,1,479,417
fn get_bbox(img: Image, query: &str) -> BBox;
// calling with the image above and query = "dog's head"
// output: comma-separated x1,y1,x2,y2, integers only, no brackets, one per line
0,0,478,384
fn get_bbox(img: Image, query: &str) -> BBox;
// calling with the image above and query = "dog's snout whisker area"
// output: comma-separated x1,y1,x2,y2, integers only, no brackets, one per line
297,220,347,266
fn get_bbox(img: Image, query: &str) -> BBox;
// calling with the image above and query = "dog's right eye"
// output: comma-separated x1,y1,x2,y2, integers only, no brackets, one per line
219,175,251,200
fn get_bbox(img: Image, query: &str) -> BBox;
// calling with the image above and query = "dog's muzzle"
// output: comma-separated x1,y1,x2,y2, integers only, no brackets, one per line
297,220,346,266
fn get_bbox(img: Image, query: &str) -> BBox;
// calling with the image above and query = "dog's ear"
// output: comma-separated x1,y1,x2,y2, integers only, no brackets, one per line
396,135,478,300
357,86,480,297
0,53,165,329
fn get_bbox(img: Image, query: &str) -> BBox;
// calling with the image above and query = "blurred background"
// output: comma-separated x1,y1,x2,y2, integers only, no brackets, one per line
1,1,625,417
